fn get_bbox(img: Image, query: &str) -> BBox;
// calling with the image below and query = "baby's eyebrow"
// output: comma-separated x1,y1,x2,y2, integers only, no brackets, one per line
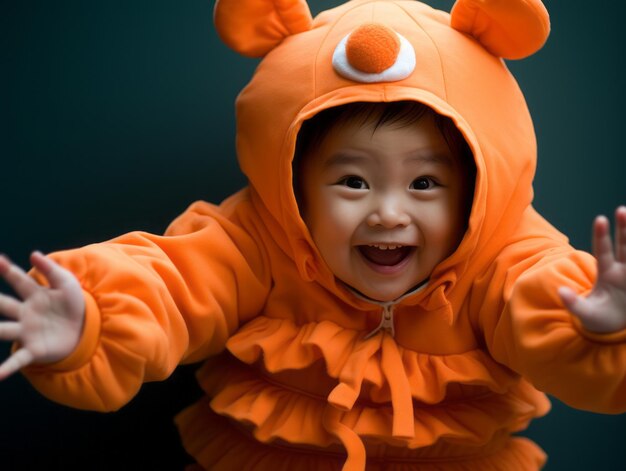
323,153,370,168
406,152,454,166
323,151,454,169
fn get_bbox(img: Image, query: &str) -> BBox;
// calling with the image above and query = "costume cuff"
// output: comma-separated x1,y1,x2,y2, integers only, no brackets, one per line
571,315,626,344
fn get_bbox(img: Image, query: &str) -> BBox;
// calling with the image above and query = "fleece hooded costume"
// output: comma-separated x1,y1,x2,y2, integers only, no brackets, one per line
21,0,626,469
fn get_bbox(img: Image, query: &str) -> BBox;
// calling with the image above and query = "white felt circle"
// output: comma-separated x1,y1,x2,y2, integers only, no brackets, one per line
332,31,416,83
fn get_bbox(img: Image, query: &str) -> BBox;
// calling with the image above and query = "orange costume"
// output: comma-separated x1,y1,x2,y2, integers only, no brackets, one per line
22,1,626,469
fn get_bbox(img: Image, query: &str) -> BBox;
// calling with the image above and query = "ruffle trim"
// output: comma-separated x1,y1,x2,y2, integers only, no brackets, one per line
175,398,547,471
194,355,549,451
226,316,521,405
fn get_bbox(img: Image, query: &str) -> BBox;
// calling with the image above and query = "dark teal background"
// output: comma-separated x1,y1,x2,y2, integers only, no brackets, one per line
1,0,625,469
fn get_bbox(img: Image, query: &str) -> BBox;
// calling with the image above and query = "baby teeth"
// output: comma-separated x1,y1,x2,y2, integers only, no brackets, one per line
370,244,402,250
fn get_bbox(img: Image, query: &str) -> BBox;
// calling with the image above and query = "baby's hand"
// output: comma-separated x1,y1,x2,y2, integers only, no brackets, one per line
559,206,626,333
0,252,85,380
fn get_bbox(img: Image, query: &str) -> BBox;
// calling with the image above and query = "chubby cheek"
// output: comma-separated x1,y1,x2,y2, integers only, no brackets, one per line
429,199,465,255
414,201,453,249
307,196,360,267
326,204,355,239
326,197,361,230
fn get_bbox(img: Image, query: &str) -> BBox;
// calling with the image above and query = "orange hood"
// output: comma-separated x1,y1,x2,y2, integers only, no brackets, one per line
214,0,550,301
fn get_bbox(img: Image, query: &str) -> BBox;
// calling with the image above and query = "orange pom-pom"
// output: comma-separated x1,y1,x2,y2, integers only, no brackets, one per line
345,23,400,74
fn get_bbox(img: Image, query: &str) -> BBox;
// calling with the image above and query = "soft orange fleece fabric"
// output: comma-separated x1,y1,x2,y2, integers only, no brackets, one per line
22,1,626,470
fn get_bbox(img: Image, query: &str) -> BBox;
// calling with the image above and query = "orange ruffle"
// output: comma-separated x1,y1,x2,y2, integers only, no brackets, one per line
177,401,350,471
175,397,547,470
202,316,551,469
226,316,525,405
194,354,548,450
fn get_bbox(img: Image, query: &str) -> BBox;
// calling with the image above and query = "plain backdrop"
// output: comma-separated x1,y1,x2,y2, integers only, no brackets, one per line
1,0,625,469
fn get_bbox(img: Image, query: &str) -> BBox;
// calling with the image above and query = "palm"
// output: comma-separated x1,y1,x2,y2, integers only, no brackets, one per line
0,252,84,380
19,285,82,359
559,206,626,333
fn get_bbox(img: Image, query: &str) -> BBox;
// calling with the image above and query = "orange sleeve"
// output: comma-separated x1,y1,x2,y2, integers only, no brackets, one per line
474,238,626,414
22,195,271,412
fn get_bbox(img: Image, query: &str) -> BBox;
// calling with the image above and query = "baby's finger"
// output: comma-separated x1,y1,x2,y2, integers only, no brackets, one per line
558,286,581,310
592,216,614,274
0,322,20,341
0,293,21,320
558,286,623,333
615,206,626,263
0,348,34,381
558,286,593,319
0,255,39,300
30,251,73,291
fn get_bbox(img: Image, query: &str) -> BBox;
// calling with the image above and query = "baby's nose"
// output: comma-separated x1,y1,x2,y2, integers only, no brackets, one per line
367,197,411,228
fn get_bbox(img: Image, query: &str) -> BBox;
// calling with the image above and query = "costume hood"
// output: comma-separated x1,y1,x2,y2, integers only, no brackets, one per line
214,0,550,313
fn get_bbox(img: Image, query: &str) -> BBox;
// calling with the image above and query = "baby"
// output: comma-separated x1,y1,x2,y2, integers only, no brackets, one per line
294,101,475,303
2,0,625,470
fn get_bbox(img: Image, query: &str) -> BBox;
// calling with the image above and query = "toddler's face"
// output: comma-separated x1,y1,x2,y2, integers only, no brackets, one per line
299,114,469,301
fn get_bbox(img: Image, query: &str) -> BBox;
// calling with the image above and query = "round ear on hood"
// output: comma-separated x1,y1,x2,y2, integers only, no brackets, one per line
450,0,550,60
214,0,313,58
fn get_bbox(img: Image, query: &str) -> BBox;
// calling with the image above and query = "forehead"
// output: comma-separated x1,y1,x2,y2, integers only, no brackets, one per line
322,149,455,172
315,114,459,165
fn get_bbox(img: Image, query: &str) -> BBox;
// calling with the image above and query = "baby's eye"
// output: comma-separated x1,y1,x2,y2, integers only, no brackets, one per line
339,176,369,189
410,177,437,190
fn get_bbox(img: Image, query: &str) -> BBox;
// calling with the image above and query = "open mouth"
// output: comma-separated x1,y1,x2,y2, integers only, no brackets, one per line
358,244,414,267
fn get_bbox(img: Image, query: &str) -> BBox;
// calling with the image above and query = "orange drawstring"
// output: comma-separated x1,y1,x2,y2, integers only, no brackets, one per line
381,334,415,438
324,326,416,470
328,336,381,410
322,406,366,471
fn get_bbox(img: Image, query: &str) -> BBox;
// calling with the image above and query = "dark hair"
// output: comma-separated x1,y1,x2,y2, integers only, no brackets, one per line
293,100,476,220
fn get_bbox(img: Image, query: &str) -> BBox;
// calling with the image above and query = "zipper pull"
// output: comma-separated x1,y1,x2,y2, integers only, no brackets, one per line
364,304,395,339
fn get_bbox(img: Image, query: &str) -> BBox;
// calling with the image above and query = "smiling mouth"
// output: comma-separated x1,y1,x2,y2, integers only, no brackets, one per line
358,244,414,267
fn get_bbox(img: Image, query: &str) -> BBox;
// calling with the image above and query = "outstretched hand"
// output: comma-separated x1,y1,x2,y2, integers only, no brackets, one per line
0,252,85,380
559,206,626,334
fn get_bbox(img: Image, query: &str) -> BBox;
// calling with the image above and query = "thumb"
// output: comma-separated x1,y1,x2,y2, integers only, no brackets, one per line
558,286,594,323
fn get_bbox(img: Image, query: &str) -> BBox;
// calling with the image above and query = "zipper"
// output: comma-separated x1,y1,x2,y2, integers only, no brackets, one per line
364,303,395,339
348,280,428,340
